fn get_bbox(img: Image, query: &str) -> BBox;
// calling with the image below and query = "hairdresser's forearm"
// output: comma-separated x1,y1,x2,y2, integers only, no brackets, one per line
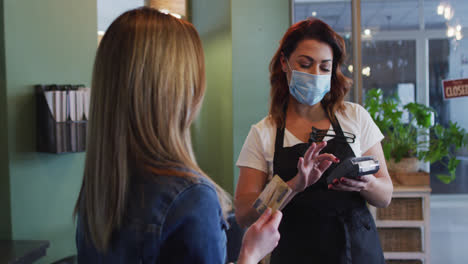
277,181,299,211
234,193,261,228
360,176,393,208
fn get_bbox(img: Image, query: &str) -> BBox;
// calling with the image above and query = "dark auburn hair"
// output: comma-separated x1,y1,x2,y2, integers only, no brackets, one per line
269,18,352,128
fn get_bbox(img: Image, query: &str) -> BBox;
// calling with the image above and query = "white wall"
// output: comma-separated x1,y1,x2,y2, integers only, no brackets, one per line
431,194,468,264
97,0,144,32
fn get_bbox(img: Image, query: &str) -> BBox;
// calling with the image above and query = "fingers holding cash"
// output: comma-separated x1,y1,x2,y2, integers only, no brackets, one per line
288,142,339,192
239,208,283,264
246,176,288,264
252,175,292,215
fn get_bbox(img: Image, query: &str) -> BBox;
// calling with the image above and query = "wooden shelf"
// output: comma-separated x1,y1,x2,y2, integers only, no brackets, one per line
376,220,425,228
392,186,432,193
370,185,431,263
384,252,426,260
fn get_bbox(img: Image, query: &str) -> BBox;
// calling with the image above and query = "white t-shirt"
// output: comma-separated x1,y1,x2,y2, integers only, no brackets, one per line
236,102,384,181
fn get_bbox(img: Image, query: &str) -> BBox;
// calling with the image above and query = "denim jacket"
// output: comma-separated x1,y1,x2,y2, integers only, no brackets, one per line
76,168,228,263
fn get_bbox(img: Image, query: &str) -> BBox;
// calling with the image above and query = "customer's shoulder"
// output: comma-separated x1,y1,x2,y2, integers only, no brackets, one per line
129,167,217,216
139,167,215,198
125,168,219,238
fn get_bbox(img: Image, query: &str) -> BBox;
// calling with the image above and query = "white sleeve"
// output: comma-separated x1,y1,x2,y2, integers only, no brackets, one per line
236,126,268,173
358,104,384,154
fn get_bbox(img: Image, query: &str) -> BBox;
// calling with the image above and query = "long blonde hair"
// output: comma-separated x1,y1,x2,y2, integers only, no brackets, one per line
74,7,231,252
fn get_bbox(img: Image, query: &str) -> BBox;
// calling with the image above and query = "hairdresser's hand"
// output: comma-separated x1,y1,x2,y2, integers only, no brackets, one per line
287,141,339,192
238,208,282,264
328,174,376,192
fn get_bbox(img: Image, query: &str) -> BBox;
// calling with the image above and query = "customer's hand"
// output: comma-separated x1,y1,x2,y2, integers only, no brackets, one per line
287,142,339,192
238,208,282,264
328,174,376,192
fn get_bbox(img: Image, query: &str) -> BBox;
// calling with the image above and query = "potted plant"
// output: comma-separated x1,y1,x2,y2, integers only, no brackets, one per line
364,88,468,184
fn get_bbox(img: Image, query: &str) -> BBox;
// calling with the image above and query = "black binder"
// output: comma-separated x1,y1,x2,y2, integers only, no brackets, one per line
35,84,87,153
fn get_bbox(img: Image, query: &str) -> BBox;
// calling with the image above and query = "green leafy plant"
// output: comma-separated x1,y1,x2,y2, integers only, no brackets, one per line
364,88,468,184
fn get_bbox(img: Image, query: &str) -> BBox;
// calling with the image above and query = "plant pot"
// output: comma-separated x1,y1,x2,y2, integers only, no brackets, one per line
387,157,420,173
387,157,429,186
389,171,430,186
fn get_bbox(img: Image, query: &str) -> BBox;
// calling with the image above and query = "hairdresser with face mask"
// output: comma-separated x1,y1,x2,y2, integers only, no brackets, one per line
234,19,393,263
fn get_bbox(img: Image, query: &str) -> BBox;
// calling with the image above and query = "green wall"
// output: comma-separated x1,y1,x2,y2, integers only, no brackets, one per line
231,0,290,186
191,0,234,193
191,0,290,193
0,0,12,240
1,0,96,262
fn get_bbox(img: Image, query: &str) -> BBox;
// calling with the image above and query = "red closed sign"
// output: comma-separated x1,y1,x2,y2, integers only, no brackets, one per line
443,78,468,99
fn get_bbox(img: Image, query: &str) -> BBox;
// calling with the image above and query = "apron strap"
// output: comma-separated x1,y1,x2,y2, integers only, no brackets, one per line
330,117,345,137
275,127,285,149
273,127,285,175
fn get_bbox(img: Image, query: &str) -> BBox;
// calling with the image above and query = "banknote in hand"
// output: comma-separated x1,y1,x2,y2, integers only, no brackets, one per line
252,175,292,214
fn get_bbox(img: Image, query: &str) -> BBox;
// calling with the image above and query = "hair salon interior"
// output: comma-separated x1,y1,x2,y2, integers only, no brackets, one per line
1,0,468,263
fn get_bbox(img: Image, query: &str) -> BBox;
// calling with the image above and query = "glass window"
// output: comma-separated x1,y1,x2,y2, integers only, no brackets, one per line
360,0,419,102
293,0,352,33
425,0,468,30
359,0,420,104
361,40,417,99
429,38,468,193
361,0,420,32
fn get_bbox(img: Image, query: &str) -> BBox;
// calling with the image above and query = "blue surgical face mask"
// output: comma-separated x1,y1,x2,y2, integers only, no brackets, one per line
286,58,331,106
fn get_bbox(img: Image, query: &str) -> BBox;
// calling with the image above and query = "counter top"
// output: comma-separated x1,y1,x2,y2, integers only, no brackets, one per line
0,240,50,264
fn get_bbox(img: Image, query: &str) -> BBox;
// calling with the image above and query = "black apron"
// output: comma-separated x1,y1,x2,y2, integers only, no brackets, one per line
270,117,385,264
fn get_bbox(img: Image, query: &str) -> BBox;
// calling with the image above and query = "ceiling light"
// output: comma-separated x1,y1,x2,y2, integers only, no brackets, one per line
348,65,353,73
444,6,453,20
437,4,445,15
312,11,317,17
364,29,371,36
171,13,182,19
456,24,462,32
159,8,169,14
146,0,186,19
447,26,455,37
362,66,371,77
